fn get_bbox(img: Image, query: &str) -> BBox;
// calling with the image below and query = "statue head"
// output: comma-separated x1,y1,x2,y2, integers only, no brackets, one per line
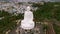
27,6,31,11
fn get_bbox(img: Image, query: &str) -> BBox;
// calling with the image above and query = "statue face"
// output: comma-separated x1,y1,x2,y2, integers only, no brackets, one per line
27,6,31,11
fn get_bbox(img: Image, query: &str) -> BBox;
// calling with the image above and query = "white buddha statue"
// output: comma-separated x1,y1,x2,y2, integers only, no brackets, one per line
20,6,35,30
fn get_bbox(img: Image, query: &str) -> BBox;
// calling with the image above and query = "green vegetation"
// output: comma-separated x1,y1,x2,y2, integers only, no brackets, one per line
33,2,60,21
43,24,48,30
0,17,16,34
33,2,60,34
0,10,11,17
0,10,23,34
53,24,60,34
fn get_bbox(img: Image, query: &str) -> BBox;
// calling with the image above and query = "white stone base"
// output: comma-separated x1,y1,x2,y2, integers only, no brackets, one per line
20,20,35,30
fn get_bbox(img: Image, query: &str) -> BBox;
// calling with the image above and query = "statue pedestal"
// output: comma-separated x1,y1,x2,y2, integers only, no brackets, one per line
20,20,35,30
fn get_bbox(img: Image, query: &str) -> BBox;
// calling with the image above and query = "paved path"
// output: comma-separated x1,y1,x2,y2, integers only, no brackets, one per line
46,23,56,34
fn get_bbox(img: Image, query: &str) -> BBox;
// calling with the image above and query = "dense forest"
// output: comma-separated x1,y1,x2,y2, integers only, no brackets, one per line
0,10,23,34
32,2,60,34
